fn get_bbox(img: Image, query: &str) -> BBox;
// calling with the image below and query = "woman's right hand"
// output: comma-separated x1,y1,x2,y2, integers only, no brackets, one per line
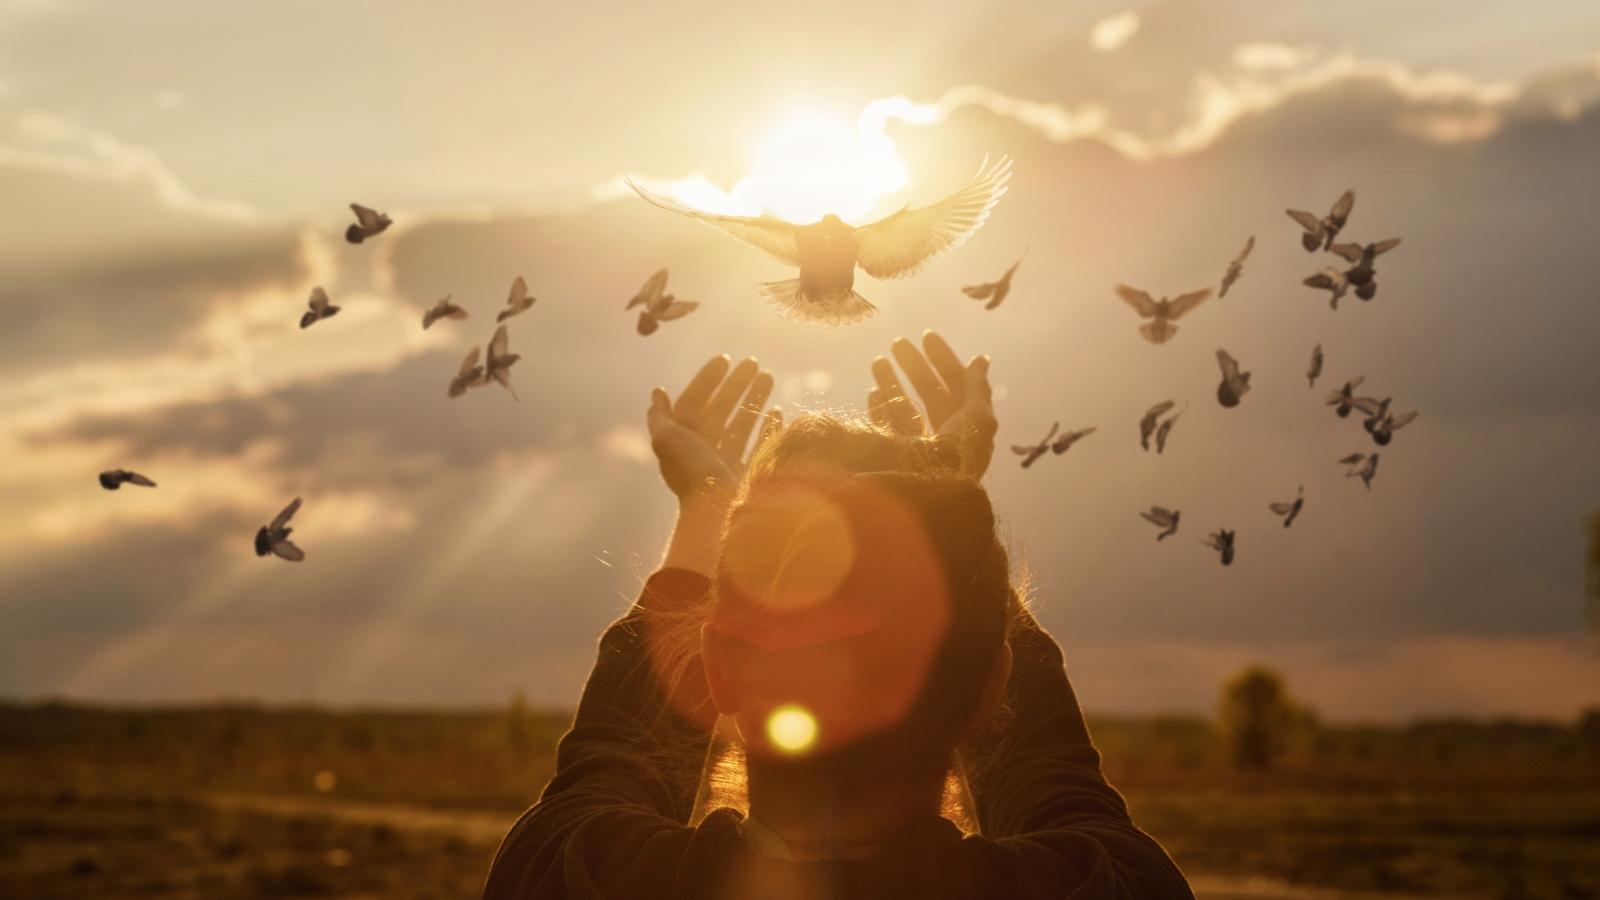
867,331,997,478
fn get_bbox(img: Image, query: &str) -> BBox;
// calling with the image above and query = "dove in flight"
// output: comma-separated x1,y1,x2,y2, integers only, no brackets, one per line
1307,344,1325,388
496,277,536,323
1215,349,1252,408
300,286,340,329
1201,528,1236,566
1115,285,1213,345
1330,237,1401,300
1341,453,1380,489
1351,396,1393,434
962,251,1026,310
1139,400,1176,451
98,469,156,490
255,497,305,562
1354,399,1418,446
1219,236,1254,297
1270,486,1305,528
626,269,700,336
1286,190,1354,251
422,295,469,330
1325,377,1367,417
1303,268,1350,309
485,324,520,400
1141,506,1181,541
626,156,1012,326
345,203,391,244
1052,425,1097,455
1154,405,1185,454
447,345,489,398
1012,421,1060,469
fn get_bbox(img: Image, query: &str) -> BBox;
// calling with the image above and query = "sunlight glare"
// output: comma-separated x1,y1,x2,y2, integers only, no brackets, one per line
765,704,819,754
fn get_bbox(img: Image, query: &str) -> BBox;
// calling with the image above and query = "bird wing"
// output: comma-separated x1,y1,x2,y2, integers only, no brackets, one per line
1329,190,1355,224
1348,397,1383,416
1286,209,1321,232
1216,349,1241,381
1010,444,1038,456
1235,236,1255,264
308,287,330,312
506,276,532,307
271,497,302,531
1269,501,1293,515
351,203,382,230
1371,237,1402,256
1329,242,1364,263
1303,272,1336,289
961,282,997,299
271,539,305,562
653,300,698,321
627,269,669,311
1140,510,1171,527
1387,410,1419,430
126,472,156,487
854,155,1012,280
1166,289,1213,320
457,345,482,377
1339,453,1366,465
626,180,801,265
1115,285,1160,318
488,325,510,362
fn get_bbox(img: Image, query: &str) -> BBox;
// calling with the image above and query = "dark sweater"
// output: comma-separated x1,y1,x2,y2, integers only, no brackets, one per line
483,569,1194,899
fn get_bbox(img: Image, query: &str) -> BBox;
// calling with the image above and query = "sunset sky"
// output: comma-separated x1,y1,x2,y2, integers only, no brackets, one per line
3,0,1598,720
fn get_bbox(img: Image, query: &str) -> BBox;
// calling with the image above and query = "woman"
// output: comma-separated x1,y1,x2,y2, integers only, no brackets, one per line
484,333,1194,899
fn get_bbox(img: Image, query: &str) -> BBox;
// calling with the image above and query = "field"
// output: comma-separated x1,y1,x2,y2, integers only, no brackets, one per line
2,702,1596,899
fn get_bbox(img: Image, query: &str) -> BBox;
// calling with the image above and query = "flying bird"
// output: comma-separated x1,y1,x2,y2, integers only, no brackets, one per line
625,269,700,335
1341,453,1380,489
1215,349,1252,408
1012,422,1060,469
1201,528,1236,566
1139,400,1176,451
1286,190,1354,251
1140,506,1181,541
1219,236,1254,297
1362,405,1419,446
496,276,536,323
1052,425,1097,455
1270,486,1305,528
1115,285,1213,345
98,469,156,490
345,203,391,244
1325,377,1367,417
1154,406,1185,454
422,295,469,330
447,345,489,398
1307,343,1325,388
255,497,305,562
1351,396,1393,435
626,156,1012,326
962,251,1026,310
1303,268,1351,309
300,286,340,329
485,324,520,400
1330,237,1401,300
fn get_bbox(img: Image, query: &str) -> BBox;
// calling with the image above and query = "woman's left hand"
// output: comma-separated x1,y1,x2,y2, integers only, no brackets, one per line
867,331,997,477
647,355,781,504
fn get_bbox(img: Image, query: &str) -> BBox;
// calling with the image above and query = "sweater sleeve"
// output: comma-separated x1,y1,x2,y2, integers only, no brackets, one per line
960,610,1195,898
483,569,717,900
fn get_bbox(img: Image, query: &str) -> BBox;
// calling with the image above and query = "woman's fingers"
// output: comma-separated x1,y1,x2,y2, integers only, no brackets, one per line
871,356,923,435
646,387,674,436
891,337,956,424
700,357,760,440
922,332,967,400
720,370,774,460
673,354,732,427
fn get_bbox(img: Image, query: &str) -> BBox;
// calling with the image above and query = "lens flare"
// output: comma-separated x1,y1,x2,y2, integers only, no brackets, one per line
765,704,819,754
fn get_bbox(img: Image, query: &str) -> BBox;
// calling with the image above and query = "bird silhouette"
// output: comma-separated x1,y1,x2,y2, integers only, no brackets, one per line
1219,236,1254,297
422,295,469,330
1270,486,1305,528
1331,237,1401,300
1141,506,1181,541
962,251,1026,310
255,497,305,562
496,277,536,323
345,203,391,244
626,156,1012,326
98,469,156,490
1325,377,1367,417
447,345,489,398
1012,421,1060,469
1287,190,1354,251
1215,349,1252,408
1341,453,1380,489
1201,528,1236,565
1359,403,1419,446
485,324,520,400
1052,425,1097,455
300,287,340,329
1139,400,1176,450
1307,343,1325,388
1154,406,1185,454
625,269,700,335
1303,268,1351,309
1115,285,1213,345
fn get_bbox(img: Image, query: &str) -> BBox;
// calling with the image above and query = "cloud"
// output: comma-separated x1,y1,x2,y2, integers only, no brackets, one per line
1232,42,1316,71
1089,11,1140,52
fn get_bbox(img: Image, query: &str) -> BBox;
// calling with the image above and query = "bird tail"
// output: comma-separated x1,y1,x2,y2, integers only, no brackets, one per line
757,280,876,327
1139,320,1176,344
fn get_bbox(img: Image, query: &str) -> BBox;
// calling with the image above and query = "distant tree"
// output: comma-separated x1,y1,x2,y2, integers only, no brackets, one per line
1218,666,1302,770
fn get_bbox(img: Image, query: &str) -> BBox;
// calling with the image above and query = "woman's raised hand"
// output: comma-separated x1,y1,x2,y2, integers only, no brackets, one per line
647,355,781,502
868,331,997,477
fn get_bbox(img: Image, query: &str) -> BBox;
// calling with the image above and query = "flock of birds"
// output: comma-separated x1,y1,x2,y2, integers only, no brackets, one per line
95,167,1414,568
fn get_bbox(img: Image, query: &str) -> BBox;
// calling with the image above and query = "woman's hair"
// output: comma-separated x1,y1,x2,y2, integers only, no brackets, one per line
649,413,1024,830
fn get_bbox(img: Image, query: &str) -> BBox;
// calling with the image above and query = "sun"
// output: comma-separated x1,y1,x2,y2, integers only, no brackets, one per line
728,111,909,224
